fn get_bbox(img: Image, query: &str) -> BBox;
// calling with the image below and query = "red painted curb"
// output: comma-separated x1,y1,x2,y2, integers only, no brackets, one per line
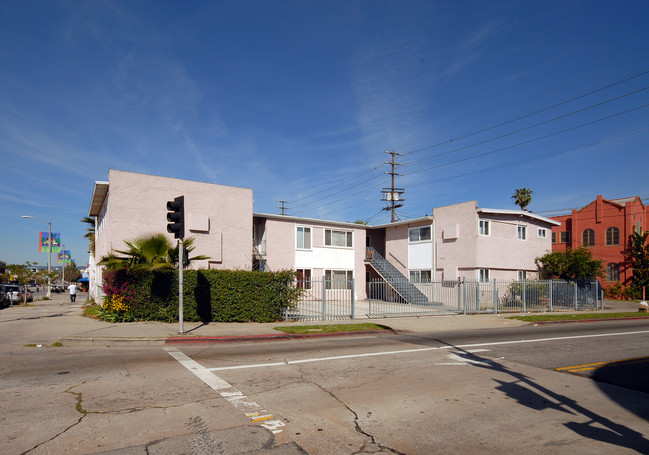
165,329,396,344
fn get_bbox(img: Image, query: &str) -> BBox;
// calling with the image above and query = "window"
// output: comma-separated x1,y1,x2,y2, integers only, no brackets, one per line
325,229,353,248
606,263,619,281
409,226,432,242
325,270,353,289
479,220,490,236
517,225,527,240
479,268,490,282
296,226,311,249
517,270,527,281
409,270,432,283
296,269,311,289
560,231,570,243
582,229,595,247
606,227,619,246
552,232,557,243
537,228,547,239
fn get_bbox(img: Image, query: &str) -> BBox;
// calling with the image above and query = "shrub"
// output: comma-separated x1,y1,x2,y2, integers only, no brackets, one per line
102,268,299,323
605,282,623,299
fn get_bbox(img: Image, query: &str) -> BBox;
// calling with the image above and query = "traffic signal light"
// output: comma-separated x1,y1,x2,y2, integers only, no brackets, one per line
166,196,184,239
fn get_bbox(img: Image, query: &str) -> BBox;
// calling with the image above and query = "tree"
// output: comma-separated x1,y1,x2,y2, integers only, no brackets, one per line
99,233,209,271
512,188,533,211
65,262,82,282
536,247,604,281
5,262,41,305
625,230,649,299
81,216,95,255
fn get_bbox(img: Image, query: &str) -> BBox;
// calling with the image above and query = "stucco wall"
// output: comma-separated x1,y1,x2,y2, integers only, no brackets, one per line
384,224,409,276
434,201,478,280
432,200,554,281
476,214,553,275
258,216,367,299
94,170,252,272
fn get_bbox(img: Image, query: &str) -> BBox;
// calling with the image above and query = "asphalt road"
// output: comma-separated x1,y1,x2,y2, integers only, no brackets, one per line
2,320,649,454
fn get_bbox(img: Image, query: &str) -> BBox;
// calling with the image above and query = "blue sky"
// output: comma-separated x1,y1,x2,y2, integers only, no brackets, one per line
2,0,648,267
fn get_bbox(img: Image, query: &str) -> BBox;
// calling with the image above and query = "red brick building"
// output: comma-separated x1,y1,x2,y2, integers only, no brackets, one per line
551,195,648,289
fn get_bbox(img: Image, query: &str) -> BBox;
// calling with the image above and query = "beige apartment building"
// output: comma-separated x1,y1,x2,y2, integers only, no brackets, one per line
87,170,558,302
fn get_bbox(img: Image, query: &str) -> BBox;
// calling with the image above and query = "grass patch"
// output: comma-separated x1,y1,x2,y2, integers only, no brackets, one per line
507,312,648,322
51,341,63,347
82,303,102,318
275,323,392,335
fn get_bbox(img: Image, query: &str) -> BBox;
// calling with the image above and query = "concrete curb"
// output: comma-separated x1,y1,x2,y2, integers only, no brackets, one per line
61,336,168,346
58,329,401,346
531,316,649,325
165,329,400,345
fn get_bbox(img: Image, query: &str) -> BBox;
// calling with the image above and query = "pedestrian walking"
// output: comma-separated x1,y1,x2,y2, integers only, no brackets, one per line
68,283,77,303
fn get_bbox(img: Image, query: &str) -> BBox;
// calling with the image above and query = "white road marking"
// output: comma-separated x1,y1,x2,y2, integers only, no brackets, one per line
207,329,649,371
436,349,492,366
165,347,285,434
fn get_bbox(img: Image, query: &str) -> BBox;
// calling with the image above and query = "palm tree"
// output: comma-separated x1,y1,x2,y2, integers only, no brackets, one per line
512,188,533,211
80,216,96,255
99,234,209,271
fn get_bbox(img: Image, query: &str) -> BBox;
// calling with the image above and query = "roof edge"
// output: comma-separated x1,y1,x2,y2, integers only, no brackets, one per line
477,208,561,226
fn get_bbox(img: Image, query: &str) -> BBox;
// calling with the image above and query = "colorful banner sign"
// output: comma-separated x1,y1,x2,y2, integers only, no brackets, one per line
39,232,61,253
57,250,72,264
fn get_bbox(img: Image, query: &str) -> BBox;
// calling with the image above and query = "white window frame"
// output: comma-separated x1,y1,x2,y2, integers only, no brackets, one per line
409,270,432,283
325,229,353,248
517,270,527,281
479,268,490,282
408,226,432,243
537,228,547,239
296,226,311,250
296,269,312,290
324,270,353,289
517,225,527,240
479,219,491,236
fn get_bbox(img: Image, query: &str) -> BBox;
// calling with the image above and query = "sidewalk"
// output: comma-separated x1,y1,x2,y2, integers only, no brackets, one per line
0,292,644,348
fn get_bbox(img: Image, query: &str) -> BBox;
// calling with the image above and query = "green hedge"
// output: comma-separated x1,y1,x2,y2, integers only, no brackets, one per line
102,268,299,323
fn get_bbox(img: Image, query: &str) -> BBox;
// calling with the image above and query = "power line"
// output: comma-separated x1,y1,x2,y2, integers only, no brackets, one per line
381,151,404,222
276,200,289,215
402,84,649,167
403,68,649,156
403,126,649,190
279,70,649,220
401,104,649,178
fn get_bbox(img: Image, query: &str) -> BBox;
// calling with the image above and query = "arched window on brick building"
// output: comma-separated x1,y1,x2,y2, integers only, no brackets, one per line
582,229,595,247
606,227,619,246
606,263,619,281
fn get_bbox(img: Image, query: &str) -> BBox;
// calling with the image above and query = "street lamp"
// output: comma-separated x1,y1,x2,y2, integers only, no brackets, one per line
21,215,52,299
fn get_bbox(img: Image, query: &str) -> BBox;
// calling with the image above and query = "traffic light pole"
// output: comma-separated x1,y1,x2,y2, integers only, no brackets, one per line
178,239,184,334
166,195,185,334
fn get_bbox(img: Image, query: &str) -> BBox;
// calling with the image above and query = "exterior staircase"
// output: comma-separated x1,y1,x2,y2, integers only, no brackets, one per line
365,247,430,305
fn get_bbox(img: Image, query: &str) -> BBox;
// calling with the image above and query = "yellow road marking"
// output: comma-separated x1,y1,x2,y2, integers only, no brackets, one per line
556,356,649,373
252,415,274,422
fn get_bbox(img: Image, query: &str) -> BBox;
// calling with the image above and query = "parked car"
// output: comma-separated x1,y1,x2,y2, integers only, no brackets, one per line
0,285,12,307
3,285,33,304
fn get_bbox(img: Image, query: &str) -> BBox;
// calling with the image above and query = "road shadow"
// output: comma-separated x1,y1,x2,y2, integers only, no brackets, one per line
435,339,649,452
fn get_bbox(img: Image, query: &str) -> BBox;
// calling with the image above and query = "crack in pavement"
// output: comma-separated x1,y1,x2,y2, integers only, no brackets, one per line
295,366,405,455
21,383,89,454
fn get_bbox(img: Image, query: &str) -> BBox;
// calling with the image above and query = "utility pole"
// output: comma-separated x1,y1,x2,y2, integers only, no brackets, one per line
277,200,289,215
382,151,404,222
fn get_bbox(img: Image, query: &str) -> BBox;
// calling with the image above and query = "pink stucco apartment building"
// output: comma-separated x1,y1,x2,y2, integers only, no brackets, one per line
87,170,558,302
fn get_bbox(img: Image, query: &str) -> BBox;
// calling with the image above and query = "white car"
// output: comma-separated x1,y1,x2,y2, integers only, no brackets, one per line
3,285,32,304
